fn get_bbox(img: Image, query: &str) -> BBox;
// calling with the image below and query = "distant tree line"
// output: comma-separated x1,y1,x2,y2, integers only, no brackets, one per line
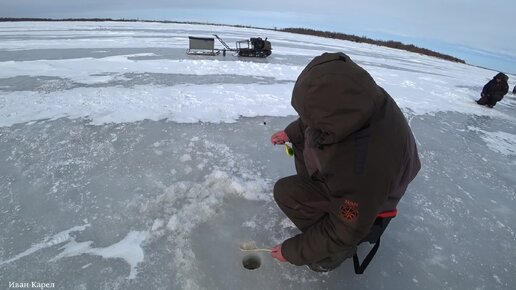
0,18,465,64
280,28,465,64
0,17,257,27
279,28,466,63
1,17,122,22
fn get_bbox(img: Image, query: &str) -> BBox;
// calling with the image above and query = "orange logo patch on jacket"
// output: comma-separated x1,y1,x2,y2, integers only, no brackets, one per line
340,200,359,222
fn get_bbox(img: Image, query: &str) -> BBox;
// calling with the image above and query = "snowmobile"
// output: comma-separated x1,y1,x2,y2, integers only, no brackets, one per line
236,37,272,58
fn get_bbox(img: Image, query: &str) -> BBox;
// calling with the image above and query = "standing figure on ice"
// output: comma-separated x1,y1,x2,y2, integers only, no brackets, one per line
269,52,421,272
476,72,509,108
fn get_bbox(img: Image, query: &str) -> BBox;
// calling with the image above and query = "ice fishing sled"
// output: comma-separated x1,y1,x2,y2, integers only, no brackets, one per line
186,36,220,56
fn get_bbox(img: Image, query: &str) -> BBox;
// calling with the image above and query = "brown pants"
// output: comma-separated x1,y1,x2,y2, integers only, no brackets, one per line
273,175,355,270
273,174,330,232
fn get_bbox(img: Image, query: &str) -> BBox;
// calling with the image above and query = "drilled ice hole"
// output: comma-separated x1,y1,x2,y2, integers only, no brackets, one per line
242,254,261,270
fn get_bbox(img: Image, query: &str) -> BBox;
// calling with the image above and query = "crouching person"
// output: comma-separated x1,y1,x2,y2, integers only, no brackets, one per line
476,72,509,108
270,52,421,272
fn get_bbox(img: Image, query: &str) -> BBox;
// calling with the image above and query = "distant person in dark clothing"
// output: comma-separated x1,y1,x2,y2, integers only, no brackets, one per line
476,72,509,108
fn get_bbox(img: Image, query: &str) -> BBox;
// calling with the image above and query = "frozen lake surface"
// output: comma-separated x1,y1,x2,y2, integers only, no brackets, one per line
0,22,515,290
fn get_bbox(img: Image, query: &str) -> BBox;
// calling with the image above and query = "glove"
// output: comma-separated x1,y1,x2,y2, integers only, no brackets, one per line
271,244,287,262
271,131,289,145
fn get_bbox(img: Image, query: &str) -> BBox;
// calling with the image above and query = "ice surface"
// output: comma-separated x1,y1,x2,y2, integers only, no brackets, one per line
0,224,90,266
51,230,148,279
0,21,515,290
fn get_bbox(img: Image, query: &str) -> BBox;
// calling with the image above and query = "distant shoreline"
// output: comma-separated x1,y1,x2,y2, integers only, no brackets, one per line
0,17,466,64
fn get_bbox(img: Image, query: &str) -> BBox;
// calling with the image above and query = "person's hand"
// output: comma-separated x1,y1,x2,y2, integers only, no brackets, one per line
271,131,289,145
271,244,287,262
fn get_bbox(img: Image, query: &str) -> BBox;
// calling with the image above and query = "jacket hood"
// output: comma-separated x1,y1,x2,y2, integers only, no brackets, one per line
495,72,509,82
291,52,385,144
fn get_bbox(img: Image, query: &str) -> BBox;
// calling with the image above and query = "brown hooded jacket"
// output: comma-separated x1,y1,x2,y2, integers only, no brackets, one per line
281,52,421,265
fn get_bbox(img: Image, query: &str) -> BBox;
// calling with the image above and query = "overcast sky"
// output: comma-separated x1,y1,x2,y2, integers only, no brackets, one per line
1,0,515,74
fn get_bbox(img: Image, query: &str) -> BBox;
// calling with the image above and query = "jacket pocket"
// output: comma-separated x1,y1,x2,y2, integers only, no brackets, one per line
354,126,370,175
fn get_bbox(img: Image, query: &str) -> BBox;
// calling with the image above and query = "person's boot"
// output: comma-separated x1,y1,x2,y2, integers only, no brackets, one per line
307,247,356,272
